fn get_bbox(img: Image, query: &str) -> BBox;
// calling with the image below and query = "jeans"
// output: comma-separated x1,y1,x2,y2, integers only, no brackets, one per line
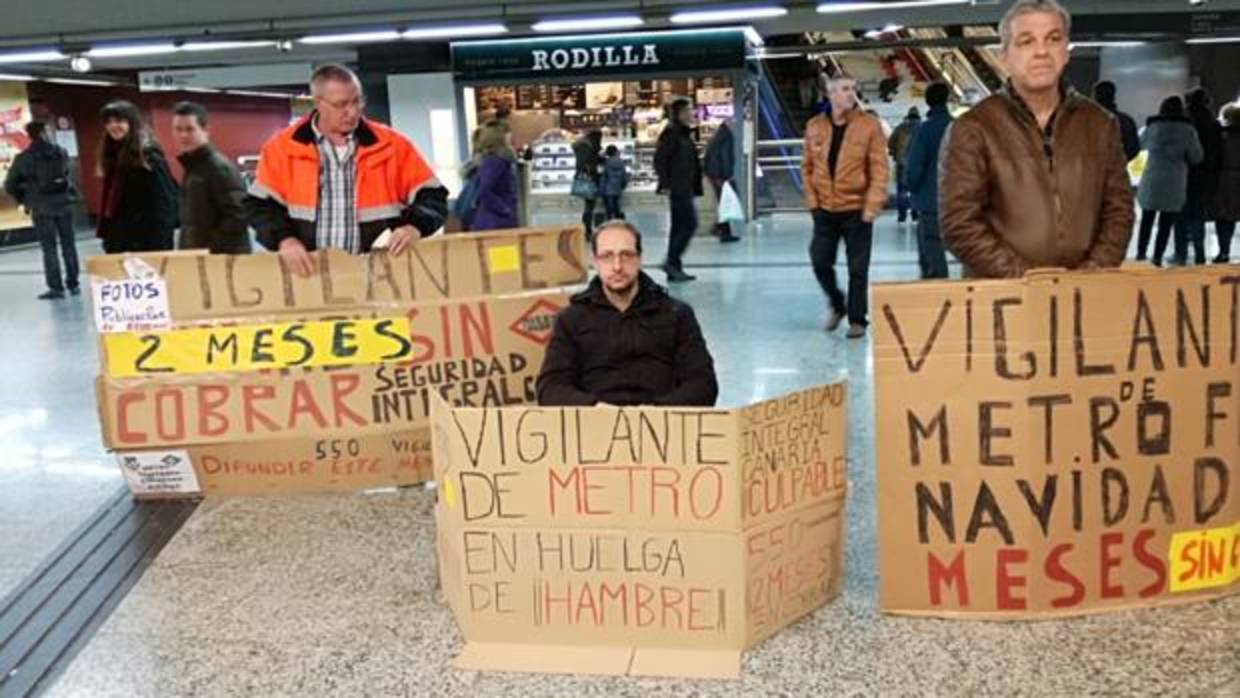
34,211,79,293
1140,209,1180,264
916,214,948,279
1175,197,1208,265
603,195,623,220
896,170,912,221
810,209,873,326
1216,220,1235,261
581,197,598,238
665,193,697,271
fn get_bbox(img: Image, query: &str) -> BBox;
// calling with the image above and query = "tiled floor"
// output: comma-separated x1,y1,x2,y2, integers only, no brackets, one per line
1,212,1235,696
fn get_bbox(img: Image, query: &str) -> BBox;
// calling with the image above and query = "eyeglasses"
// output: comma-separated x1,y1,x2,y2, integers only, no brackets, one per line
320,96,365,111
594,250,639,264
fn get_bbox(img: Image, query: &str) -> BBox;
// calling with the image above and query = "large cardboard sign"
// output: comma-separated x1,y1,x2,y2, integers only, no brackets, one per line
90,227,586,498
96,290,564,449
85,226,586,322
873,267,1239,618
430,383,848,679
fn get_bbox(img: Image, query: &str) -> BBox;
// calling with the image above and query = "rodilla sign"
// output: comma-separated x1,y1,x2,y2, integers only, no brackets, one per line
451,28,751,82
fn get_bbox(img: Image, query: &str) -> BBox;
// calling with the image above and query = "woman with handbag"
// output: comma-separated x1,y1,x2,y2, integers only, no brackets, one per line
572,130,602,239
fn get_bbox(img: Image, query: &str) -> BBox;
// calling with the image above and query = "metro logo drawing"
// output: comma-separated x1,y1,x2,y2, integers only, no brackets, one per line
509,298,563,347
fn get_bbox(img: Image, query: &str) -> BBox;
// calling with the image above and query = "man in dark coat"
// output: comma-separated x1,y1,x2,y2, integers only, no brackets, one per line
171,101,251,254
1092,81,1140,163
703,119,740,242
536,220,718,407
1178,88,1223,265
4,121,80,299
654,98,704,282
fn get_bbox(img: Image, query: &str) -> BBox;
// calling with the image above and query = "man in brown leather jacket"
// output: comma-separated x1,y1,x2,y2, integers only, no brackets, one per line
939,0,1134,278
802,76,889,338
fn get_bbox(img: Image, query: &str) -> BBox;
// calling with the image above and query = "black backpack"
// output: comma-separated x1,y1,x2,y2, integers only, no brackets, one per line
33,147,70,196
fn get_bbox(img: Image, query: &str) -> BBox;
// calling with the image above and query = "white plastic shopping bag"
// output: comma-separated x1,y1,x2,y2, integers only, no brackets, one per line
718,181,744,223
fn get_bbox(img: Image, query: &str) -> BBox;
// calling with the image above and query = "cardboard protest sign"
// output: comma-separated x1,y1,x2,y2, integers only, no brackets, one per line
90,227,585,498
96,290,565,449
85,226,586,323
117,430,434,498
430,383,848,679
873,267,1239,618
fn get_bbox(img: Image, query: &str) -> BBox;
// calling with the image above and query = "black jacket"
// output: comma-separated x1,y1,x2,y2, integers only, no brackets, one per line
536,272,718,407
703,122,735,181
97,145,179,251
654,122,703,197
3,139,77,215
1187,107,1223,202
1100,102,1140,163
177,144,251,254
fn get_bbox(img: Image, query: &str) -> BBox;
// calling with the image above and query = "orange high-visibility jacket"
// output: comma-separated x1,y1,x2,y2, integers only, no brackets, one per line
245,114,448,251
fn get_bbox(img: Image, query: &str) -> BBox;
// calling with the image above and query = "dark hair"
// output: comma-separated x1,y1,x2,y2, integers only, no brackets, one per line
24,120,47,140
669,97,692,120
1186,88,1212,114
98,100,158,174
605,145,618,157
1092,80,1117,105
590,220,643,256
1158,96,1185,119
906,107,921,120
172,101,209,127
925,82,949,108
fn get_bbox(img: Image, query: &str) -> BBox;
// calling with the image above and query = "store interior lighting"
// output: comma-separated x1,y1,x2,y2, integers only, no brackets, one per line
817,0,969,12
299,30,401,45
181,40,277,52
0,73,35,81
1186,35,1240,44
532,15,645,33
402,24,509,40
85,42,179,58
670,6,789,24
0,49,66,64
43,77,116,86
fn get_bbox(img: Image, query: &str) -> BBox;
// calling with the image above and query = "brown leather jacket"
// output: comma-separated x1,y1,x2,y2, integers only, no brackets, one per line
802,108,890,219
939,86,1134,278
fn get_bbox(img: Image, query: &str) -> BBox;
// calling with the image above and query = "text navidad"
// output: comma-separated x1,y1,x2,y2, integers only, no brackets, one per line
875,271,1239,615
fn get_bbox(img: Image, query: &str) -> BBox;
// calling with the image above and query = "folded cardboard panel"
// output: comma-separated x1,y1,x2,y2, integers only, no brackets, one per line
873,267,1240,618
430,383,849,678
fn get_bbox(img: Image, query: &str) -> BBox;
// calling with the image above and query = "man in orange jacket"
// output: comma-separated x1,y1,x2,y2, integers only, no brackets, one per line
245,64,448,276
802,75,889,338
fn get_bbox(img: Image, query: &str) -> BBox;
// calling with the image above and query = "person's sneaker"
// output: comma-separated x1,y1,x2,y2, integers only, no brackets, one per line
846,324,867,339
824,310,845,332
719,233,741,243
1213,255,1231,264
666,269,696,283
68,287,81,296
37,290,65,300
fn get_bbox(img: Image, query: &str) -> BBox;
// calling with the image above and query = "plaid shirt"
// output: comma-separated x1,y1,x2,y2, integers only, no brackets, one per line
312,118,359,253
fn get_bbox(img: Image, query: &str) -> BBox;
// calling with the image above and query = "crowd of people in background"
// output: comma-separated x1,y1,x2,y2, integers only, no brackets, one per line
3,0,1237,308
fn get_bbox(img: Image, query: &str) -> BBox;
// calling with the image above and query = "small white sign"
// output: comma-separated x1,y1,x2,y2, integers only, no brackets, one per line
116,450,201,496
91,278,171,333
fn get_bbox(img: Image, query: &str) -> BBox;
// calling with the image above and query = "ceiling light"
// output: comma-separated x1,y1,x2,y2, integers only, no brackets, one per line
1186,35,1240,44
181,40,277,52
44,77,116,86
532,16,645,33
403,23,508,40
1070,41,1145,48
226,89,295,98
69,56,92,72
298,30,400,45
87,43,179,58
0,73,35,81
817,0,968,12
0,49,66,64
670,6,789,24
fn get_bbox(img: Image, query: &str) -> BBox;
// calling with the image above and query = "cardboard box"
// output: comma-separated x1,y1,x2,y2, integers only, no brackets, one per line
872,267,1240,618
90,227,586,498
85,225,587,322
114,430,435,498
430,383,848,679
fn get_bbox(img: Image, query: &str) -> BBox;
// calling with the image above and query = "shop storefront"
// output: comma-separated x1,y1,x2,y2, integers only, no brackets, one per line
450,28,759,224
